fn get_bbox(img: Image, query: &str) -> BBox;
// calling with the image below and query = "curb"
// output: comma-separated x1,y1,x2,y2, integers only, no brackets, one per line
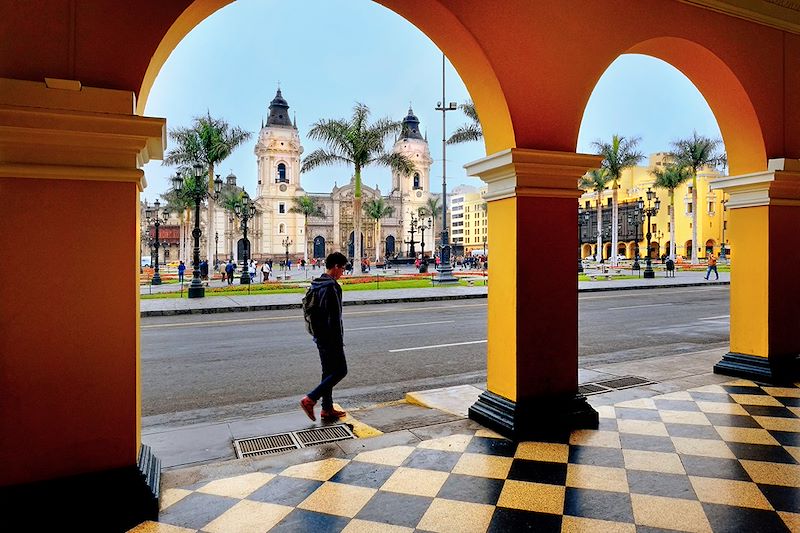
140,281,729,317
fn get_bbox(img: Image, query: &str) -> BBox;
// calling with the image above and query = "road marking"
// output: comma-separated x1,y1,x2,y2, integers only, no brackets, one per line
699,315,730,320
580,287,725,300
389,340,487,352
142,304,486,329
607,303,674,310
348,320,454,331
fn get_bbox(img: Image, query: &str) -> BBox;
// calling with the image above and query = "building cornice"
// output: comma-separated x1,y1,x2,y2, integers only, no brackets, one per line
709,159,800,207
680,0,800,34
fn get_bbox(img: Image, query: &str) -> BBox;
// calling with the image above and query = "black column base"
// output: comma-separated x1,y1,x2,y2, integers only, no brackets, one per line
714,351,800,385
468,390,599,440
0,445,160,532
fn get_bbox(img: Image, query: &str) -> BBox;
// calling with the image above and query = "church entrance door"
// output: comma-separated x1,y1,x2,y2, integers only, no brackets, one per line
313,236,326,258
237,238,251,263
348,231,364,260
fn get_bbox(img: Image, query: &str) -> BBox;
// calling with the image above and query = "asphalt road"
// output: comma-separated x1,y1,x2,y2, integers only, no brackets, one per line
141,285,729,427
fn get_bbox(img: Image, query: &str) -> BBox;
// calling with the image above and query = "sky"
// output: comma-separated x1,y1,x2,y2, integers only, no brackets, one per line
141,0,724,202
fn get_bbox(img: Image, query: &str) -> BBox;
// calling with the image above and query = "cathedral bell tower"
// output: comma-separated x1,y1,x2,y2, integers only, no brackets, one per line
392,107,433,249
255,88,304,199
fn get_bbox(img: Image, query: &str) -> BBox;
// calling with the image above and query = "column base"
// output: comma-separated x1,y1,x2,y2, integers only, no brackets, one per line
714,351,800,384
0,445,160,532
468,390,598,440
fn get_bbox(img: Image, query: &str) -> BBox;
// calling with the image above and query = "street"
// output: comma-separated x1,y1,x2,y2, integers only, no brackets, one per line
141,285,729,428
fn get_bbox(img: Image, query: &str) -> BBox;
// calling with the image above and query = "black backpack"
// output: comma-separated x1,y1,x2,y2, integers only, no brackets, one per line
301,286,319,336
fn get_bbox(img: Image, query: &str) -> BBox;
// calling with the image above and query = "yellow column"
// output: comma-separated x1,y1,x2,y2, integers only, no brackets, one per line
0,78,164,528
710,159,800,382
464,148,601,438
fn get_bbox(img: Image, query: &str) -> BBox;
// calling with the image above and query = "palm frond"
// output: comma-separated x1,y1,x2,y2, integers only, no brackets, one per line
289,195,325,218
371,152,416,176
447,125,483,145
301,149,353,173
653,164,691,191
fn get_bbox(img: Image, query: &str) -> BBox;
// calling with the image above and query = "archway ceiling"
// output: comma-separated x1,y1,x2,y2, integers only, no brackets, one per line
1,0,797,163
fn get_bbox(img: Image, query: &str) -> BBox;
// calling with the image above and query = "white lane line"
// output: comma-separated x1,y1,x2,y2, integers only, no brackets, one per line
348,320,454,331
607,303,674,310
142,304,486,329
581,287,725,300
389,340,487,352
699,315,730,320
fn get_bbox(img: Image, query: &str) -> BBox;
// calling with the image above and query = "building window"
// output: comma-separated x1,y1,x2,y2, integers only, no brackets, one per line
687,203,693,214
708,201,714,214
607,198,613,206
413,173,421,190
585,201,591,209
279,202,285,214
277,163,288,183
279,223,285,233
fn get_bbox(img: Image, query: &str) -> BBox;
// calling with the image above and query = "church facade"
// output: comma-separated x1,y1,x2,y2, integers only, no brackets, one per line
212,89,438,263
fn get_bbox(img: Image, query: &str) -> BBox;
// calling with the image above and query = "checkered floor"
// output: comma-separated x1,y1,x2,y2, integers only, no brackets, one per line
130,379,800,532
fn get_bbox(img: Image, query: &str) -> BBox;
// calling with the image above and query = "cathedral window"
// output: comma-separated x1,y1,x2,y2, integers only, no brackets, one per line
413,173,421,190
279,223,285,234
279,202,285,214
277,163,288,183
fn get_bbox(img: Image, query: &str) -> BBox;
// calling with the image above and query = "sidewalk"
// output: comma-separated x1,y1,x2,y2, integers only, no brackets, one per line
140,270,729,317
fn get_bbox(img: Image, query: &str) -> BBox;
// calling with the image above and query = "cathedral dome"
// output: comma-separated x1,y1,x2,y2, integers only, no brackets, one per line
266,88,293,127
400,106,423,140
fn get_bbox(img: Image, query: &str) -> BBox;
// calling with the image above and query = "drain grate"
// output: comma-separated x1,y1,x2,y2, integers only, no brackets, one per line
233,424,356,459
579,375,657,396
295,425,355,447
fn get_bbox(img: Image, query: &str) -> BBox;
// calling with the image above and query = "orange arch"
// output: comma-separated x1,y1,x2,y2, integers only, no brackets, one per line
625,37,767,175
137,0,515,156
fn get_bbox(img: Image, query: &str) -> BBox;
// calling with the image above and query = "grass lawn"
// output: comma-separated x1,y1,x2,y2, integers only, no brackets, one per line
140,278,470,299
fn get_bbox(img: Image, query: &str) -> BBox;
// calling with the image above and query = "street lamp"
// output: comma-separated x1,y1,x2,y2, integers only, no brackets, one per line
282,236,293,279
214,231,219,271
418,216,432,273
405,213,419,258
578,209,590,273
434,52,459,284
232,191,257,284
144,199,169,285
171,163,223,298
627,199,643,271
642,187,661,279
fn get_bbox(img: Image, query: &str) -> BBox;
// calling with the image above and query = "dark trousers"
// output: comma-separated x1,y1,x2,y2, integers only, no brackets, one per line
227,272,233,284
307,344,347,410
705,265,718,280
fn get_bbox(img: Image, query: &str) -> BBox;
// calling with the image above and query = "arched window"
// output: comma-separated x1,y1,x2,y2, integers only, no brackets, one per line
279,223,285,234
413,173,420,190
277,163,287,183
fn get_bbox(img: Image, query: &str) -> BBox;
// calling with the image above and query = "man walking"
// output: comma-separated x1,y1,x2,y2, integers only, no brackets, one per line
225,260,235,285
704,252,719,281
300,252,349,422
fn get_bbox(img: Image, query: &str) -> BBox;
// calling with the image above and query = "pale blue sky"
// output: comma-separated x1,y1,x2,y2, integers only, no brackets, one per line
142,0,723,201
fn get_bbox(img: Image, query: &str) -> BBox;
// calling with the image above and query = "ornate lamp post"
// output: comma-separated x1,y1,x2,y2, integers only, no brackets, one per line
405,213,419,258
232,191,257,284
171,164,223,298
418,216,432,272
434,53,459,284
642,187,661,279
627,199,644,271
282,237,293,279
145,199,169,285
214,231,219,271
578,209,590,273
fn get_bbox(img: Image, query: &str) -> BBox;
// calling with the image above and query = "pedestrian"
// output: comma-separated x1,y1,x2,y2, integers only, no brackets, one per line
225,260,235,285
177,260,185,283
301,258,306,270
300,252,349,422
287,259,292,270
261,261,270,282
248,260,256,282
200,259,208,280
704,252,719,280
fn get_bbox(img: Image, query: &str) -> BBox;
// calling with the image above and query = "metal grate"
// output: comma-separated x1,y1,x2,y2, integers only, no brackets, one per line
594,376,656,390
233,424,356,459
578,383,611,396
294,425,355,447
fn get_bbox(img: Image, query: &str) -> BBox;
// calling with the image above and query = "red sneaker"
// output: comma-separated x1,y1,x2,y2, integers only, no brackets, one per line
320,407,347,420
300,396,316,421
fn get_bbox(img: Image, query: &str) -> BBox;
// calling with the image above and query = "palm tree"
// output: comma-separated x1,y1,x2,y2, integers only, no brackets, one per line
446,100,482,145
161,181,195,263
301,103,415,269
592,135,644,266
579,168,610,262
289,195,326,262
418,196,442,244
670,132,727,264
363,197,395,262
653,163,692,261
164,112,251,262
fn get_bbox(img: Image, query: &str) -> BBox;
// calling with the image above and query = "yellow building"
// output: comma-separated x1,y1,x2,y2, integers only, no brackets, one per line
579,153,728,261
450,186,488,255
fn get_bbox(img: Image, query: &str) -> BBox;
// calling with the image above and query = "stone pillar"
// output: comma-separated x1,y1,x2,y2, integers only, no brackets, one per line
464,148,601,439
710,159,800,383
0,78,164,530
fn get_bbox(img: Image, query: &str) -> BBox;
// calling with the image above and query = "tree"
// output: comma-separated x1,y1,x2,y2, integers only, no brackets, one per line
447,100,483,145
363,197,395,262
670,132,727,264
163,112,252,262
161,174,202,263
653,163,692,261
418,196,442,245
302,103,415,270
592,135,644,266
289,195,326,262
579,168,610,262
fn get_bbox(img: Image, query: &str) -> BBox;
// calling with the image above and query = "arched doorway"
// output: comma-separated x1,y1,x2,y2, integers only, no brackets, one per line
617,243,626,259
386,235,396,257
685,240,693,259
705,239,715,256
603,242,612,260
237,238,250,261
348,231,365,260
313,236,326,258
581,243,592,259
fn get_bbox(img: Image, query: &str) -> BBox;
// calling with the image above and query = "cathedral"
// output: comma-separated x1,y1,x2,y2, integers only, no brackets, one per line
211,89,438,263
